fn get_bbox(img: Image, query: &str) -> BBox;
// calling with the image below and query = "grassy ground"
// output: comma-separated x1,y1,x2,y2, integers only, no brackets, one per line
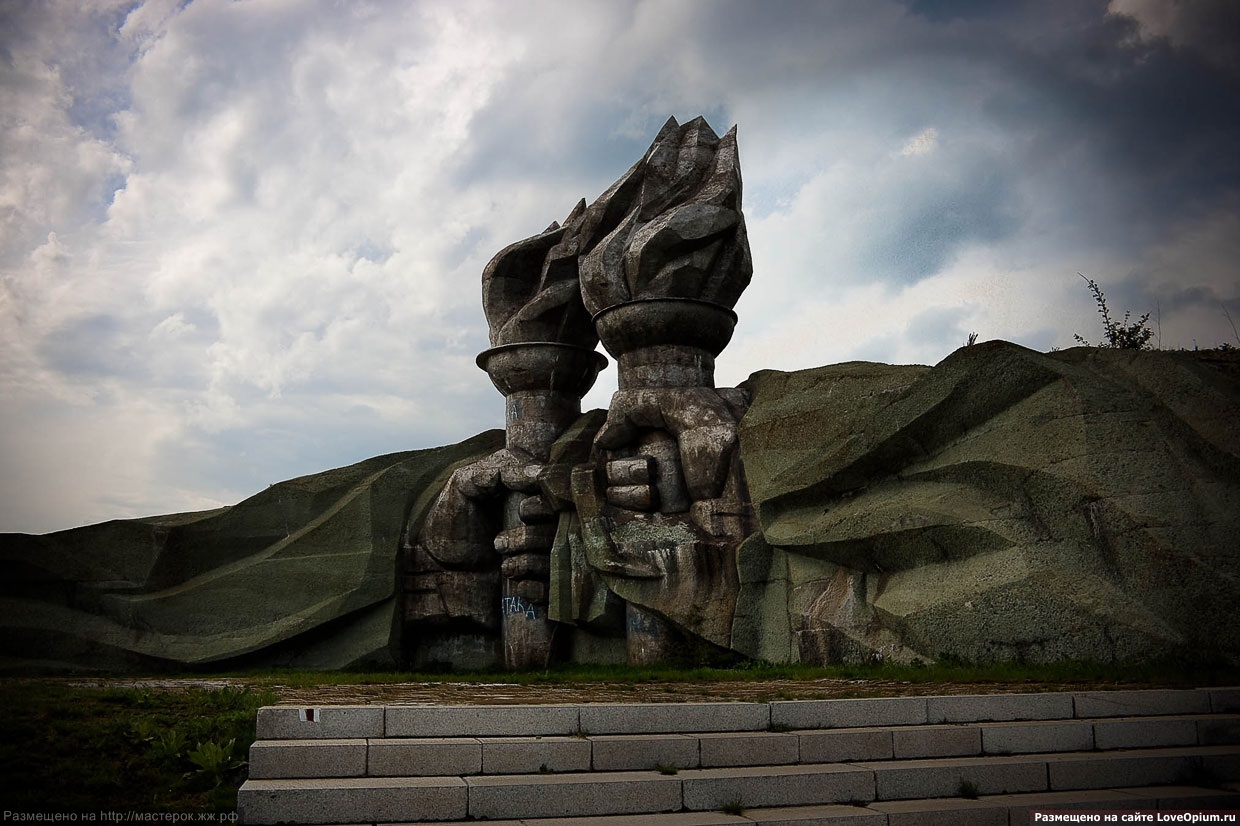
2,658,1235,813
0,682,275,813
221,656,1240,689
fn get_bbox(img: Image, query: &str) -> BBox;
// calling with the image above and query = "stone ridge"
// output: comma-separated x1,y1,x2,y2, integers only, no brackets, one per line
733,342,1240,665
0,430,505,671
2,343,1239,672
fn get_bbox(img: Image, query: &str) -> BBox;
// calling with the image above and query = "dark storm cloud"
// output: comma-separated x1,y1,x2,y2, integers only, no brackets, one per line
863,166,1023,283
4,0,1237,533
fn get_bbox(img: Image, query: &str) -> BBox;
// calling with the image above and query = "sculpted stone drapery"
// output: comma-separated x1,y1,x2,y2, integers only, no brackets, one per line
397,116,1240,672
4,119,1238,673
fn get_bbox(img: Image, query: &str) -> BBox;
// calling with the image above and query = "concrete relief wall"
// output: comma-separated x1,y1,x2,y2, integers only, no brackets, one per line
2,118,1238,672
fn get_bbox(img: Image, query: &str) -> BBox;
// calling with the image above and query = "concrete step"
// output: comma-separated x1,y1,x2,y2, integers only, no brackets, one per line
237,745,1240,823
247,714,1240,779
253,689,1240,741
238,688,1240,824
366,785,1240,825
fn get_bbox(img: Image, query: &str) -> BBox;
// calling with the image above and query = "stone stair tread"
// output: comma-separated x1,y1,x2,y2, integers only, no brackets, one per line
855,742,1238,769
463,769,686,787
256,690,1240,737
386,813,753,826
365,786,1240,825
242,776,465,789
238,776,466,824
238,690,1240,825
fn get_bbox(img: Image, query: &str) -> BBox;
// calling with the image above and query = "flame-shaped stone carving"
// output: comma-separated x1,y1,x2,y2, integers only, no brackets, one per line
579,115,752,315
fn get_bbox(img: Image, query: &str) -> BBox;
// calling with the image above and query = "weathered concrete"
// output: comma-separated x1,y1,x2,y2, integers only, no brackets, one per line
1205,687,1240,712
680,764,875,810
0,431,504,672
771,697,928,730
384,704,579,738
1092,716,1199,749
247,739,367,779
1197,714,1240,744
480,736,592,774
891,724,980,759
519,814,751,826
367,738,481,777
1044,746,1211,790
799,729,894,763
868,798,1008,826
698,731,799,768
465,771,683,819
740,805,886,825
738,344,1240,667
857,754,1048,800
1114,784,1240,809
4,113,1239,677
1074,689,1211,718
925,693,1073,724
237,776,466,825
257,706,384,741
590,733,700,771
981,720,1094,755
579,702,768,734
999,787,1142,824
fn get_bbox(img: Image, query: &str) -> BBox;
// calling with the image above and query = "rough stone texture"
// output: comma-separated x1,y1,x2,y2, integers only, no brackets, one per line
771,698,928,730
891,725,980,759
237,776,466,825
736,343,1240,666
0,432,501,671
1198,714,1240,744
367,738,481,777
3,106,1239,674
479,736,592,774
680,764,875,810
798,729,894,763
465,771,683,820
560,116,757,666
578,702,767,734
1045,749,1199,790
248,739,367,779
867,798,1008,826
1092,717,1199,749
925,693,1074,724
698,731,799,767
980,721,1094,755
859,755,1048,800
590,733,700,771
741,806,886,826
258,706,384,740
384,704,579,738
1074,689,1211,718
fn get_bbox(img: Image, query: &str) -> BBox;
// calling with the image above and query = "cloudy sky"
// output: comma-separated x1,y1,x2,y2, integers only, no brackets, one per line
2,0,1238,534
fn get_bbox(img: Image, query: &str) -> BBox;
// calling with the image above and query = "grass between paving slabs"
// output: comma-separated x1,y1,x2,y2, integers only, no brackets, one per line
3,657,1236,812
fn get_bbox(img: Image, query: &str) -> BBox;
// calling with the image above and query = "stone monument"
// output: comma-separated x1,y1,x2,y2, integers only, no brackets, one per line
3,116,1238,673
403,115,755,668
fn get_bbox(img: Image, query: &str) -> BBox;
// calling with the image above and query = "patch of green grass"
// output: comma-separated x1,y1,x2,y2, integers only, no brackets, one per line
0,682,275,812
959,778,980,799
721,796,745,815
653,761,679,775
